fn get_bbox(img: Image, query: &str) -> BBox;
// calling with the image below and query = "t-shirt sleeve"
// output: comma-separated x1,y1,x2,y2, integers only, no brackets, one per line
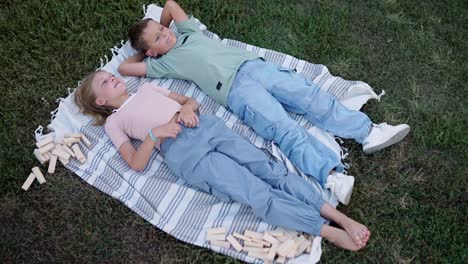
174,14,202,35
145,57,169,78
105,118,130,150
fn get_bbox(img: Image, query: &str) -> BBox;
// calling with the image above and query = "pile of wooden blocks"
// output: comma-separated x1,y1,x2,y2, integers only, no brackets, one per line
206,227,314,263
22,132,91,191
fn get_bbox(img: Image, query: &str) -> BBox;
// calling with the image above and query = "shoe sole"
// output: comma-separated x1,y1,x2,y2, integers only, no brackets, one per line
341,177,355,205
364,125,410,154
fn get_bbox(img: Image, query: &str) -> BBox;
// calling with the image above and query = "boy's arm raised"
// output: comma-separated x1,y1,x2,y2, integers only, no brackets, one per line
160,0,188,27
118,52,147,77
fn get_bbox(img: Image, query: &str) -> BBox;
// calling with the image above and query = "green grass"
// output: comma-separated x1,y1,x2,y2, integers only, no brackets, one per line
1,0,466,263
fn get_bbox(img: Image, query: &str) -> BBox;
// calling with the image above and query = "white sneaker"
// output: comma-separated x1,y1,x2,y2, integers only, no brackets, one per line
325,172,355,205
362,123,411,154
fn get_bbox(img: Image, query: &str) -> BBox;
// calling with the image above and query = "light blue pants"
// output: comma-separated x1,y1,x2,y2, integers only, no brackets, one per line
227,59,373,186
161,114,326,235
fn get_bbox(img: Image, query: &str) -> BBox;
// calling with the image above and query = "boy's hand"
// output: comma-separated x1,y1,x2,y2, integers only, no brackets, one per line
152,122,182,139
177,107,199,128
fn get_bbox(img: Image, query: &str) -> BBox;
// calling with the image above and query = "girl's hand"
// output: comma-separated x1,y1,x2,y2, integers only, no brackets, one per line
177,107,199,128
152,122,182,139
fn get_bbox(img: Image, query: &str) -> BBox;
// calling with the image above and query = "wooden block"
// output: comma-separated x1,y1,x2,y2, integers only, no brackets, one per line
81,133,92,148
294,237,309,257
33,149,48,164
36,136,54,148
247,250,268,260
244,240,263,248
48,155,58,174
210,240,230,249
267,244,278,261
276,256,286,264
38,143,54,154
233,232,251,242
21,173,36,191
71,144,86,163
206,233,226,241
31,167,46,184
61,144,76,158
276,239,295,257
52,148,71,160
243,246,269,253
265,230,284,237
64,137,80,145
226,235,242,252
206,227,226,236
54,138,64,144
250,238,271,247
59,157,69,166
263,232,280,246
65,132,81,138
244,230,264,240
277,235,291,243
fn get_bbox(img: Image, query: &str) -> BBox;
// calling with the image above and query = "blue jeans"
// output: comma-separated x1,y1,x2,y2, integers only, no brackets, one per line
227,59,373,186
161,114,326,235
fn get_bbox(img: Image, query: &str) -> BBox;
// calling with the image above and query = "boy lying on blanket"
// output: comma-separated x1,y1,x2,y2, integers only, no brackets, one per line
74,69,370,251
118,0,411,206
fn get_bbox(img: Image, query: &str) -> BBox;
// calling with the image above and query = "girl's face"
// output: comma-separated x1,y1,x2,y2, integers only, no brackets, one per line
92,71,127,106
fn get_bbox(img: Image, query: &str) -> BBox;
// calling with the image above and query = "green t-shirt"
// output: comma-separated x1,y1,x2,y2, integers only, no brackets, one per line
145,15,261,106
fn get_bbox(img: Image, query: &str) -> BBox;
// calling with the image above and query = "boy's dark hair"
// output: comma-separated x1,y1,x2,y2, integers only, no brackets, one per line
128,18,152,52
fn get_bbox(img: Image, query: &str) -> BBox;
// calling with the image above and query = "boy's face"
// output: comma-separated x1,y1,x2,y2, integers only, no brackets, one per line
142,20,177,57
93,71,127,106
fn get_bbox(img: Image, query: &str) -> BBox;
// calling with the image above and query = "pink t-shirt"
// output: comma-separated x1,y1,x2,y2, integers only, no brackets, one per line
104,83,181,150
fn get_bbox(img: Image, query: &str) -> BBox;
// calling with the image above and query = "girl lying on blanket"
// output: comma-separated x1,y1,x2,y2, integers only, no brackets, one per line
74,70,371,251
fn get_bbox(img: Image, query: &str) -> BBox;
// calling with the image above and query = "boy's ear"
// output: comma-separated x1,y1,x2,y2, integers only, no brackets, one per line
95,98,107,106
145,50,156,57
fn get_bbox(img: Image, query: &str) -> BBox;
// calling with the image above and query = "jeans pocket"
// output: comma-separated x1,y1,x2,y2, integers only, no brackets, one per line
242,105,276,140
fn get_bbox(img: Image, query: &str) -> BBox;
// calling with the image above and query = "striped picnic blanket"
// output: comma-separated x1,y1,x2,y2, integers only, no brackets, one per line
40,4,385,263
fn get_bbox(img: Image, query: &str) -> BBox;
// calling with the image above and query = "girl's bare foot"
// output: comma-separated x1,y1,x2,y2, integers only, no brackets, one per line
341,218,371,247
320,225,364,251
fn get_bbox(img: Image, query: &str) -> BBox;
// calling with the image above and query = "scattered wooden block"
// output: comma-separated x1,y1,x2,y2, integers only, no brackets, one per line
81,133,92,148
54,138,64,144
36,136,54,148
247,250,268,260
233,232,251,242
266,229,284,237
61,144,76,158
243,246,269,253
276,239,296,257
59,157,69,166
38,143,54,154
267,243,278,261
276,256,286,264
277,235,291,243
226,235,243,252
210,240,230,249
206,227,226,236
64,137,80,145
65,133,81,138
294,236,309,257
244,230,264,240
33,149,49,164
52,148,71,160
31,167,46,184
244,240,264,248
48,155,58,173
21,173,36,191
250,238,271,247
206,233,226,241
263,232,280,246
71,144,86,163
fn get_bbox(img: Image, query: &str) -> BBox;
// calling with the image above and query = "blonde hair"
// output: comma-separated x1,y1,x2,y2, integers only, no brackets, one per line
74,70,113,126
